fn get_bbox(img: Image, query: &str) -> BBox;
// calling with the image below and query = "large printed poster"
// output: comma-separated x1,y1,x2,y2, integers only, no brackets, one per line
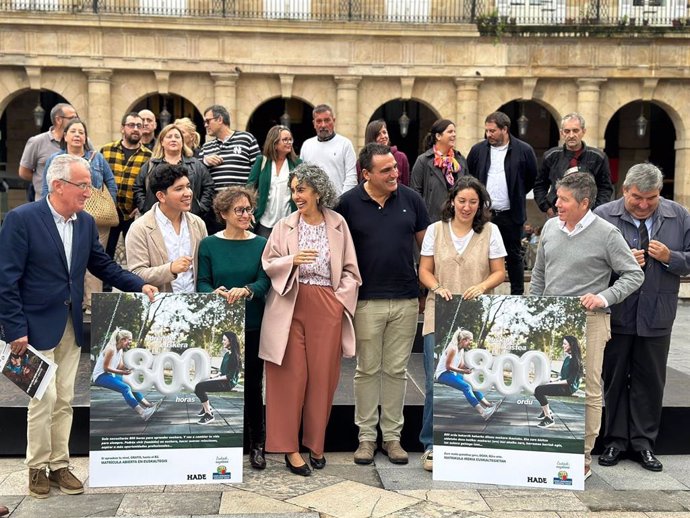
433,295,587,490
89,292,245,486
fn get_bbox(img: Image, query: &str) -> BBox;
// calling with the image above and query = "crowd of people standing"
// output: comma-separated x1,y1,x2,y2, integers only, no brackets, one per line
1,100,688,505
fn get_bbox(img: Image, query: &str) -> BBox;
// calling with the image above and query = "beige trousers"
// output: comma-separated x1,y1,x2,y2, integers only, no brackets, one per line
26,317,81,470
584,311,611,467
353,298,418,442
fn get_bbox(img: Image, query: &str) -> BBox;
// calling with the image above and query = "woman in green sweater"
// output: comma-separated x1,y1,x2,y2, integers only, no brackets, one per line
197,186,270,469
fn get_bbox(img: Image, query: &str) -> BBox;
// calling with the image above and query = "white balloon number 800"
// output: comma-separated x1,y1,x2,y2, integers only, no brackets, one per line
123,348,212,395
464,349,551,395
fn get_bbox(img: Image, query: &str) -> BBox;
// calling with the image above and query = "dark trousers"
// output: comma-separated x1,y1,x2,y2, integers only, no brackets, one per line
194,378,232,403
534,381,572,406
602,332,671,452
244,329,265,446
491,211,524,295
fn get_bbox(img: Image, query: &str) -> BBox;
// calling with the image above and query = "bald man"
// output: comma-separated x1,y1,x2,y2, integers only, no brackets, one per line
138,109,157,150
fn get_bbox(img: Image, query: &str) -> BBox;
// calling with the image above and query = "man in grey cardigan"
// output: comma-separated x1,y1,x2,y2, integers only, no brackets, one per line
530,172,644,481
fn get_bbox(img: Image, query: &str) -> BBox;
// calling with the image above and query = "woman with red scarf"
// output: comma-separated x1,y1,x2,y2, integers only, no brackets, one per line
410,119,468,223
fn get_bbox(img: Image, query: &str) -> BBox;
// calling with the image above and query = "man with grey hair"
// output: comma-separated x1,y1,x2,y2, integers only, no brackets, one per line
0,154,158,499
138,109,157,150
531,172,643,481
534,112,613,216
19,102,78,201
300,104,357,195
594,163,690,472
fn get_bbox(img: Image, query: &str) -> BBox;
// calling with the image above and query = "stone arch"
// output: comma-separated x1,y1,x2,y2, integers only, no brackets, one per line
245,96,315,152
497,99,560,159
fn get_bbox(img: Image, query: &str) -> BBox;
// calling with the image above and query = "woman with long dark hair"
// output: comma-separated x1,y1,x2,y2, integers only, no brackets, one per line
194,331,242,424
534,335,584,429
417,175,506,471
410,119,468,222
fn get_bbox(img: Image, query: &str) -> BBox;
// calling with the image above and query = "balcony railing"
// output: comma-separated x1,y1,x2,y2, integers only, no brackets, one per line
2,0,689,28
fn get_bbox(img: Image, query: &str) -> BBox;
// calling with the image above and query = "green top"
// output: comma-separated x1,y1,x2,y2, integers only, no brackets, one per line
560,356,582,393
196,233,269,331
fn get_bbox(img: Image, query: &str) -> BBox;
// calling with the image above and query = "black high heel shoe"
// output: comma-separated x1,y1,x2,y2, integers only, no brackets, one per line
309,453,326,469
285,454,312,476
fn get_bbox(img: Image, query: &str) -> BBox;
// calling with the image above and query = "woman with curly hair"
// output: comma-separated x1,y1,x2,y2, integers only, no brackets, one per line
260,163,361,476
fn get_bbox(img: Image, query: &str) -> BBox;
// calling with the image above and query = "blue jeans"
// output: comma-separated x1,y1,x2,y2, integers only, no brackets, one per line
437,371,484,408
95,373,144,408
419,333,435,452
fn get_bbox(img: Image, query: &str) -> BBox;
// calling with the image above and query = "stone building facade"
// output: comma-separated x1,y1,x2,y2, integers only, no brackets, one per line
1,9,689,206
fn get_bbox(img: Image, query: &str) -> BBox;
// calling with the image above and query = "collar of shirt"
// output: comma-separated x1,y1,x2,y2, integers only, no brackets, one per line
317,132,337,143
46,195,78,224
558,209,596,237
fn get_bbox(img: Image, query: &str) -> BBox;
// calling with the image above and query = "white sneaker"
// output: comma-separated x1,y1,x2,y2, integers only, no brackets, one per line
482,406,497,421
537,415,555,428
141,406,156,422
421,450,433,472
198,413,215,425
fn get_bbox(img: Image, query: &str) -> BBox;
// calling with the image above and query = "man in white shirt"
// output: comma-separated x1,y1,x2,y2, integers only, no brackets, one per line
300,104,357,196
467,111,538,295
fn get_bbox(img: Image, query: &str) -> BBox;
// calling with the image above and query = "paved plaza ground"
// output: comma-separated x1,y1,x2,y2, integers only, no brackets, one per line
1,301,689,517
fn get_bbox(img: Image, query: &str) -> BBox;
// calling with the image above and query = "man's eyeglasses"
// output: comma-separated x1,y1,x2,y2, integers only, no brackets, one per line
60,179,92,191
204,117,219,126
233,207,254,216
124,123,143,129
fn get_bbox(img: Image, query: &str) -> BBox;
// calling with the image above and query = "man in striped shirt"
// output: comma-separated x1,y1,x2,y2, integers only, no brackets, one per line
200,104,259,189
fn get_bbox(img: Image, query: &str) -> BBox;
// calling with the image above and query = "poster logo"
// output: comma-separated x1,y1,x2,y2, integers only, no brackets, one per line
213,465,232,480
527,476,547,484
553,470,573,485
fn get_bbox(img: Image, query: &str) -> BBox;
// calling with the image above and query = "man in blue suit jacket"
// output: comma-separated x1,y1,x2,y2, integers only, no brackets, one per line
0,154,157,499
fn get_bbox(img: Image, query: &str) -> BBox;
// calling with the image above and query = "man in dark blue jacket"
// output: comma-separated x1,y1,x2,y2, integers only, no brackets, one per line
594,163,690,472
0,154,158,498
467,111,537,294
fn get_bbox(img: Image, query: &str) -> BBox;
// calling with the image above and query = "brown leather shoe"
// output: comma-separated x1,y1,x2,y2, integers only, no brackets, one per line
382,440,408,464
29,468,50,499
353,441,377,465
49,467,84,495
0,504,10,517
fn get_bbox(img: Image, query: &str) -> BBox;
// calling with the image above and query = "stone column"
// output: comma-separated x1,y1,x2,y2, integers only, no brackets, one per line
454,78,484,154
83,68,113,148
576,79,607,148
674,139,690,207
210,72,239,127
334,76,362,146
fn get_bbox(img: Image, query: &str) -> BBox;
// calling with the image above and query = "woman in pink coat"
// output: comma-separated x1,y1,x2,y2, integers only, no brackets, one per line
260,163,361,476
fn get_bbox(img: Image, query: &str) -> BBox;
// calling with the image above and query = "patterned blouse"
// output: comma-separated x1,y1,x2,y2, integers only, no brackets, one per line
298,218,332,287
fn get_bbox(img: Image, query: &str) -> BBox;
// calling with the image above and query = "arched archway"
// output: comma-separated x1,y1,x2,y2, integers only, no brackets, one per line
130,93,204,141
246,97,314,154
368,99,438,168
1,89,69,181
604,101,676,199
496,100,560,161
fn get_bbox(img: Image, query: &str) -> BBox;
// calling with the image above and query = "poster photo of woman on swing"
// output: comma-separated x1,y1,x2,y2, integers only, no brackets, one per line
432,295,588,490
89,292,245,487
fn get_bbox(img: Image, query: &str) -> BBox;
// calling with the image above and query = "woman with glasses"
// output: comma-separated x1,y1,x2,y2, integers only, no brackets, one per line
197,186,270,470
41,118,117,314
410,119,468,223
260,163,361,476
133,123,215,222
247,125,302,238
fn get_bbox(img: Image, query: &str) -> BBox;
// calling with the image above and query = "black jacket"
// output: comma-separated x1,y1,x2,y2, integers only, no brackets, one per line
534,142,613,212
466,136,537,225
410,148,468,223
134,156,215,219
